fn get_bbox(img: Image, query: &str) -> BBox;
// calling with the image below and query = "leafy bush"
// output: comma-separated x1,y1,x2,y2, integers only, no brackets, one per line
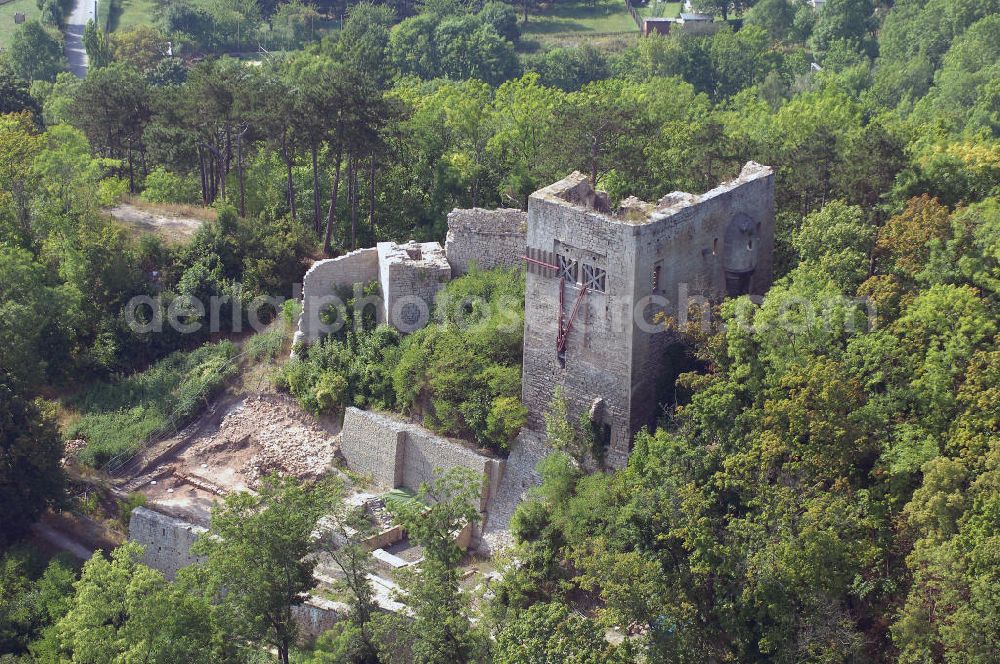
278,268,526,453
277,326,401,416
243,330,284,364
140,166,201,204
67,341,237,466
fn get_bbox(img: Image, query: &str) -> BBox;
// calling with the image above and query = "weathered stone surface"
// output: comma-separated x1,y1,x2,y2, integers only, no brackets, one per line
129,507,347,636
378,241,451,332
296,248,379,344
339,407,504,514
445,208,527,276
129,506,206,581
522,162,775,469
340,408,407,488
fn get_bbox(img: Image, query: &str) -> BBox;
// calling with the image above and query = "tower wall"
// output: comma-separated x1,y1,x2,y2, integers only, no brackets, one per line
521,163,775,468
521,173,640,459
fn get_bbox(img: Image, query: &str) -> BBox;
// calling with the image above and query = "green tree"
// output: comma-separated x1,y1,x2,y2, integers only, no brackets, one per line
7,21,65,83
374,468,489,664
693,0,753,21
70,62,151,192
82,20,113,70
745,0,796,43
192,474,338,664
792,200,875,292
0,381,64,546
808,0,873,53
0,551,75,655
53,542,222,663
0,69,42,121
494,602,628,663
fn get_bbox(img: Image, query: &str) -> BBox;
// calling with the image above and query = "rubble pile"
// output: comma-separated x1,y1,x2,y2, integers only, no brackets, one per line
186,393,338,486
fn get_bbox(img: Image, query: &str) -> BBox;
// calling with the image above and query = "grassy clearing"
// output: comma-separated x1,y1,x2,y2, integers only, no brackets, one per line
521,0,639,36
0,0,42,51
638,1,682,18
112,0,155,31
123,196,219,222
66,341,238,467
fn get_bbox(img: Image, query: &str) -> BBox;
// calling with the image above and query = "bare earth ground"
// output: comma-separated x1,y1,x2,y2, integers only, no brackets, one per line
106,201,212,241
123,392,340,523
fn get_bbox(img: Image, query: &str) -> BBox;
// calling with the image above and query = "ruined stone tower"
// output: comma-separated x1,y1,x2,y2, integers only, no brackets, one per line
521,162,775,468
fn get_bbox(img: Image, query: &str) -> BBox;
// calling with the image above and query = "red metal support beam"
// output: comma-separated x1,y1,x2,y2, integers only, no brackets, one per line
557,284,589,354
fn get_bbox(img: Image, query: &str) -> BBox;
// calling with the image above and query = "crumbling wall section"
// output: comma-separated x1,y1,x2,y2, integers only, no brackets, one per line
296,248,380,344
377,242,451,332
445,208,527,276
129,506,206,581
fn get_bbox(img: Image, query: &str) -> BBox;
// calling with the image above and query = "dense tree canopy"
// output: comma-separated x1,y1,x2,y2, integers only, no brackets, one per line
1,0,999,661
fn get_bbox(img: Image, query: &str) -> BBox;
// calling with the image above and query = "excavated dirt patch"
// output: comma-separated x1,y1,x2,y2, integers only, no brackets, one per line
182,392,339,486
129,392,340,522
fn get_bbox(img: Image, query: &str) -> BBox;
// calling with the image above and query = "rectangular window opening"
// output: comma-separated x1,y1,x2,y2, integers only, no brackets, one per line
582,264,607,293
557,254,578,283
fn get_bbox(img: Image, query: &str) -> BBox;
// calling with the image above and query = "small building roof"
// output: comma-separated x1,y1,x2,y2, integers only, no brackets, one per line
679,12,713,21
643,16,677,23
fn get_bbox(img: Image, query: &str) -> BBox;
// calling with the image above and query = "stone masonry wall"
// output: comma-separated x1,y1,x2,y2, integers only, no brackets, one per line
129,506,206,581
339,407,504,513
445,208,527,276
626,162,775,453
377,242,452,332
521,164,775,469
129,507,346,637
297,248,380,344
521,173,639,465
340,407,407,488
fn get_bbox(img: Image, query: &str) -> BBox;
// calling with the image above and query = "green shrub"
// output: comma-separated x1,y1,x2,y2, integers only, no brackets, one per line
119,492,147,526
243,330,284,363
140,166,201,204
314,371,348,413
277,268,525,453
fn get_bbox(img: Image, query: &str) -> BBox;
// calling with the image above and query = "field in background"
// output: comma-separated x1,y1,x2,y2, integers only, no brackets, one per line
0,0,42,51
638,1,682,19
112,0,155,31
521,0,639,37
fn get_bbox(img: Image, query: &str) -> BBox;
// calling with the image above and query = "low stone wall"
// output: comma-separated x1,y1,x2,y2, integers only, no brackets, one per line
129,507,347,639
445,208,527,276
296,248,380,344
339,407,505,513
129,507,206,581
292,598,349,642
340,408,407,487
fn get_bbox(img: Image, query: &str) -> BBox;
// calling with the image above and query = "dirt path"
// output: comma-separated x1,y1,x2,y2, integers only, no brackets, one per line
106,203,206,240
30,522,94,560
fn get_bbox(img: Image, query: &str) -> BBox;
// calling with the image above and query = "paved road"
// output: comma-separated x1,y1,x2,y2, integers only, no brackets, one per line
65,0,95,78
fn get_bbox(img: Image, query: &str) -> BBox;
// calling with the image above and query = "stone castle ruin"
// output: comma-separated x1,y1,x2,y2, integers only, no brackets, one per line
294,208,527,344
127,163,775,611
296,161,774,472
522,162,775,468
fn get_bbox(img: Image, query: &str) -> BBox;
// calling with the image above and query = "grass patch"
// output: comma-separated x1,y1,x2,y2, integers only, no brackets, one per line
521,0,639,36
111,0,154,31
0,0,42,51
66,341,238,467
637,1,682,19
